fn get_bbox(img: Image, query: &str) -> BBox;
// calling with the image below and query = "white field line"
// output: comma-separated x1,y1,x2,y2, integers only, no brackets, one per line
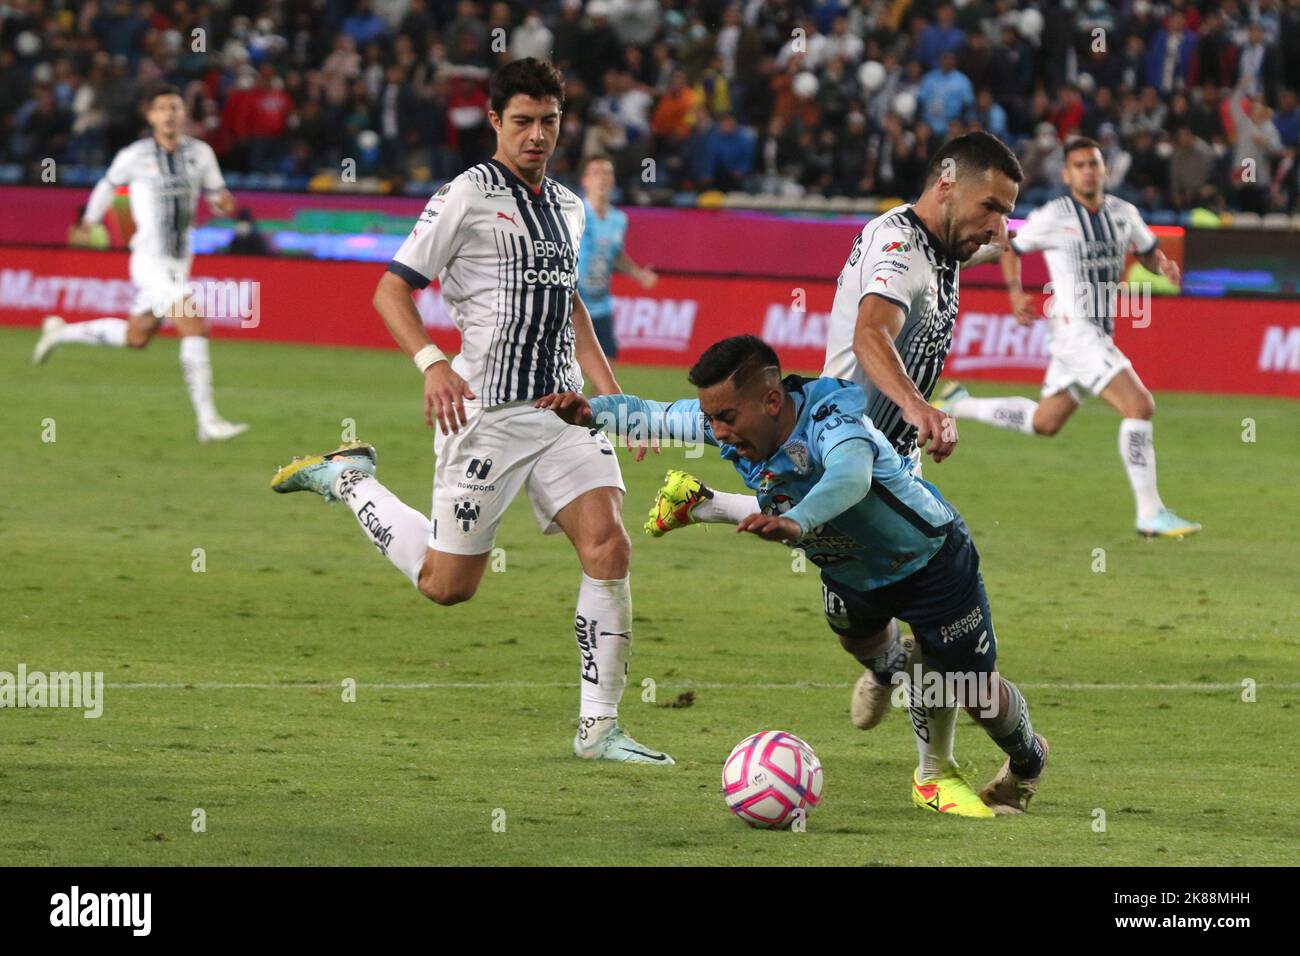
101,680,1300,692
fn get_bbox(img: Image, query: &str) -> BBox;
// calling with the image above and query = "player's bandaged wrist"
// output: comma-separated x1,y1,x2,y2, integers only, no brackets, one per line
413,344,447,373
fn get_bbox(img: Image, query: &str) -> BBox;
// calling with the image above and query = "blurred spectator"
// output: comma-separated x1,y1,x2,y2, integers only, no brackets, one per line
651,69,698,142
1081,86,1120,140
1096,123,1133,193
608,0,660,49
1126,129,1170,210
918,52,973,135
916,5,965,71
1019,122,1065,206
1047,87,1085,141
227,207,270,255
1144,11,1196,95
511,11,554,63
1236,21,1282,103
15,85,70,163
1195,9,1241,90
1169,126,1218,210
972,88,1009,142
1228,89,1283,212
708,113,757,191
343,0,390,49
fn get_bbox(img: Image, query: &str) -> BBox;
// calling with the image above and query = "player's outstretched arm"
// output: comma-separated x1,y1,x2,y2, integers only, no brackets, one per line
373,271,475,436
536,392,714,450
853,295,956,462
737,439,873,544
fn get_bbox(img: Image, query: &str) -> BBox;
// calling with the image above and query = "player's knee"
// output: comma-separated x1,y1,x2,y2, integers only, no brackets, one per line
1032,416,1062,437
417,572,477,606
580,528,631,578
1133,392,1155,420
126,329,151,349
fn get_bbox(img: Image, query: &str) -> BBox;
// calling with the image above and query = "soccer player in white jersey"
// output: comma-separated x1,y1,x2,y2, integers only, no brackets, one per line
645,133,1023,534
269,59,672,765
934,137,1200,538
32,83,248,443
640,133,1023,779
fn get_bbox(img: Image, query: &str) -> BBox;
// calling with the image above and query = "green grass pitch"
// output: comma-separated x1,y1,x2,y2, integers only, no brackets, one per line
2,325,1297,865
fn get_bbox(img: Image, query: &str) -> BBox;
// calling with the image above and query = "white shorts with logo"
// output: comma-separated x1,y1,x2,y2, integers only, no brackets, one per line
130,251,193,319
429,401,625,555
1042,323,1133,402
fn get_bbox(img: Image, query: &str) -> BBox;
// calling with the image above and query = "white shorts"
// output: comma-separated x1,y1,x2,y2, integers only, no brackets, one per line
429,402,625,555
1042,324,1132,402
130,251,193,319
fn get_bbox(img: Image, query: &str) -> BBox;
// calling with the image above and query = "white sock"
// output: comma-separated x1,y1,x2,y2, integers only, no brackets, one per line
334,470,430,585
696,489,761,524
1118,418,1164,521
909,670,959,780
575,572,633,719
55,317,128,347
179,336,221,426
952,396,1038,435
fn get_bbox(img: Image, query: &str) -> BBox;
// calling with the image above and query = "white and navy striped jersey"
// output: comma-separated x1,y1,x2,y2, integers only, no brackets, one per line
824,203,961,455
1010,193,1158,336
388,159,587,408
99,136,226,259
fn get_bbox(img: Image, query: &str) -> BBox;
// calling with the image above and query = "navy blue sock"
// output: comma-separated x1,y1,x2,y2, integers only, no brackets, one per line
989,680,1045,778
855,627,905,685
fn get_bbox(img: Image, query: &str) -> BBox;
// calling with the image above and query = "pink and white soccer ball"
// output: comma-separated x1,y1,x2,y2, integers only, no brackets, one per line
721,731,824,829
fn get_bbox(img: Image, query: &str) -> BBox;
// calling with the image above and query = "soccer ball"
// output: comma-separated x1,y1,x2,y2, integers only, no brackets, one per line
721,730,824,829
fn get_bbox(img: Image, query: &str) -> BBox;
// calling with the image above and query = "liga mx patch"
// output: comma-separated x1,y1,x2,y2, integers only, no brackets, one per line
784,440,811,475
882,240,911,253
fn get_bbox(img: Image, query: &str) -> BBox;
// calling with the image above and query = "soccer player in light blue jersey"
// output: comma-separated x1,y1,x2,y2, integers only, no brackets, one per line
537,335,1049,817
577,155,658,360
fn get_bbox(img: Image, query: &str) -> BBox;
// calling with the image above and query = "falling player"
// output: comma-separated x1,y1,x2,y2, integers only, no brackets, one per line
269,59,671,765
32,83,248,443
577,154,658,360
639,133,1023,762
934,137,1199,538
538,335,1049,817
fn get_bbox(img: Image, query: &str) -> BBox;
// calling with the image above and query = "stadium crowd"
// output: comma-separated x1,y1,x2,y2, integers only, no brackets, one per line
2,0,1300,214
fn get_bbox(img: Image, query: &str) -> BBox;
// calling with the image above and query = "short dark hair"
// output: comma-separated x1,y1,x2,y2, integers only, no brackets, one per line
1064,136,1103,158
489,58,565,116
579,153,613,176
924,130,1023,187
143,82,181,106
688,335,782,391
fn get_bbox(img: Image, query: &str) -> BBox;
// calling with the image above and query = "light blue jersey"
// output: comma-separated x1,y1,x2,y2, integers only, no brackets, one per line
577,199,628,319
589,376,958,591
